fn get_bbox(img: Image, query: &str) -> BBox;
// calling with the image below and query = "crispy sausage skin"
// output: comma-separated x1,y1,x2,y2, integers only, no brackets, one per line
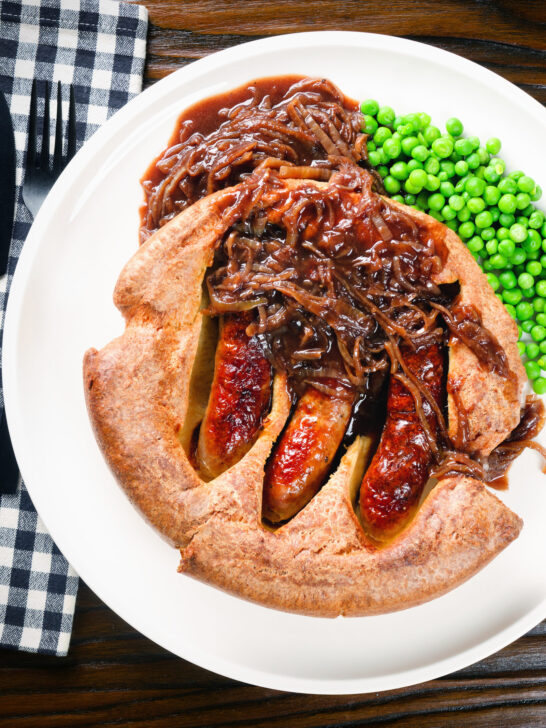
263,380,354,523
359,343,444,542
196,313,272,480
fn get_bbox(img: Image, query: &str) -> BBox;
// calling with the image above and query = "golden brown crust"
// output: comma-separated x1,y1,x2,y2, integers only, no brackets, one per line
84,178,524,616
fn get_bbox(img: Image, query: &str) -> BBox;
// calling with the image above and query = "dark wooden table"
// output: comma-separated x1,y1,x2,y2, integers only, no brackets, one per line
2,2,545,725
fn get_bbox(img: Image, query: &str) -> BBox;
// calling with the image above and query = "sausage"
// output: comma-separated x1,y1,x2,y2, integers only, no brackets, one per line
359,342,444,542
263,380,354,522
197,313,272,480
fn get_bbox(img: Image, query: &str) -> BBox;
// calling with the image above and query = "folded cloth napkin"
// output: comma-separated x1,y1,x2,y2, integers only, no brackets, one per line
0,0,148,656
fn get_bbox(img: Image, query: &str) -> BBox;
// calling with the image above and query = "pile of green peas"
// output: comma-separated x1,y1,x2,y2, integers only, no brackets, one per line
360,99,546,395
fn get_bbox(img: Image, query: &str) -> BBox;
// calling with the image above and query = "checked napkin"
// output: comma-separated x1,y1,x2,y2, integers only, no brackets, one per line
0,0,147,656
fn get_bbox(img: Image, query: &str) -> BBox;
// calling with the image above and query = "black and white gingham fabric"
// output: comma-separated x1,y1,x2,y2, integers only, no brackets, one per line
0,0,148,656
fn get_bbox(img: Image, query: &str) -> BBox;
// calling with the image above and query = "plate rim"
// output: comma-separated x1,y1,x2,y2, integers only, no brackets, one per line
3,30,546,695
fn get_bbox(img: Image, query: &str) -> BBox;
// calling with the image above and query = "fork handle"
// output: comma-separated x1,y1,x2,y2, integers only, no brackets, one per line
0,407,19,494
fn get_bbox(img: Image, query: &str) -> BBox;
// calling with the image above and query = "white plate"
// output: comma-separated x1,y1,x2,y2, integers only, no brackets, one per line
4,32,546,694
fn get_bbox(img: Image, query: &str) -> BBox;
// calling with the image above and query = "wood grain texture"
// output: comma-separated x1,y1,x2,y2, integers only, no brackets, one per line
1,1,544,725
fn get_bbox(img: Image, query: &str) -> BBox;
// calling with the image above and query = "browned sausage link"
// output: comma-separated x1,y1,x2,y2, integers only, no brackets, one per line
197,313,272,480
263,380,354,523
359,343,444,542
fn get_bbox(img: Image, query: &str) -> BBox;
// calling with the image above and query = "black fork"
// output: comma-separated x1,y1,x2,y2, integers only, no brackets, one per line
1,80,77,496
22,79,77,218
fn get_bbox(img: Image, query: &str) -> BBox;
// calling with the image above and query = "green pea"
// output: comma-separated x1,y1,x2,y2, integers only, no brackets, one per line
510,224,528,243
411,144,429,162
517,341,526,355
529,211,545,229
448,194,464,211
510,170,525,181
454,160,469,176
475,166,486,180
441,205,457,221
428,210,443,221
485,137,501,155
538,356,546,370
368,150,381,167
404,194,416,205
484,186,501,206
517,175,535,193
499,212,516,228
446,220,458,231
485,239,498,256
522,319,534,332
486,273,500,290
389,161,408,181
533,377,546,394
458,221,475,239
498,239,516,258
446,117,463,136
503,289,523,305
481,227,496,241
401,136,419,155
457,205,471,222
423,157,439,175
518,272,534,290
536,313,546,327
378,165,389,178
498,177,518,195
383,137,402,160
432,136,454,159
377,106,395,126
516,192,531,210
383,175,401,194
364,115,378,134
367,140,377,152
408,168,427,190
428,193,445,211
374,126,392,145
490,253,507,268
534,298,546,312
526,361,541,380
532,325,546,342
468,236,484,252
498,194,517,214
391,195,405,204
475,210,493,229
467,197,485,214
531,185,542,202
465,176,485,196
361,99,379,116
497,227,510,240
499,270,517,289
516,301,534,320
423,125,441,145
490,157,505,175
454,138,473,156
526,341,541,359
483,165,500,183
536,281,546,298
